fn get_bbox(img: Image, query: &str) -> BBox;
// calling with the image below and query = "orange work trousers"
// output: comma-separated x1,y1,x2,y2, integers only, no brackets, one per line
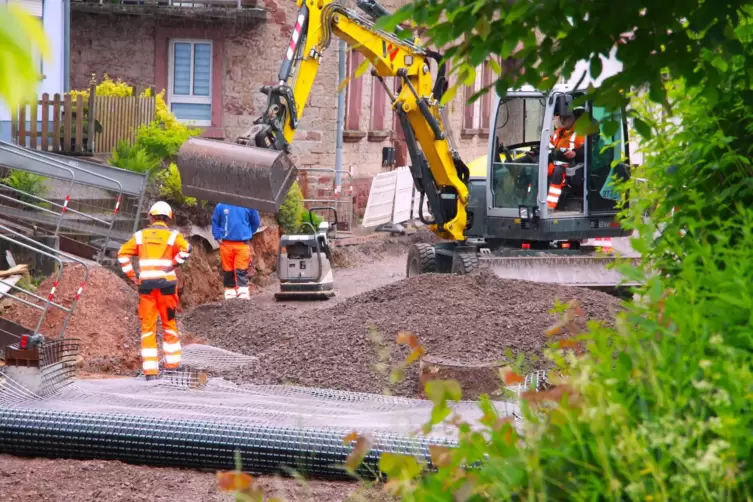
220,240,251,298
137,288,181,375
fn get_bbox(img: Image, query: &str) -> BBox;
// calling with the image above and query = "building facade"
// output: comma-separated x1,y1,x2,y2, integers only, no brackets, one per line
68,0,492,203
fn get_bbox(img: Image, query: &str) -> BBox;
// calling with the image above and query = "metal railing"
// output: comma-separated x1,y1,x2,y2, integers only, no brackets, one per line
0,224,91,338
298,168,355,232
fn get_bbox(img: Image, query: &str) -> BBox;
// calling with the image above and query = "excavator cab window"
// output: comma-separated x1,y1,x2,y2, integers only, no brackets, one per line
587,104,631,213
491,97,545,209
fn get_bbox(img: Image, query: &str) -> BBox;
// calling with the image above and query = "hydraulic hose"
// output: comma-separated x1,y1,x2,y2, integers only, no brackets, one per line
0,407,452,480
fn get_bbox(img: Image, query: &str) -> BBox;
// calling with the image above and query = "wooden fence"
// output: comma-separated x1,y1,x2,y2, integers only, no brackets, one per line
10,85,157,156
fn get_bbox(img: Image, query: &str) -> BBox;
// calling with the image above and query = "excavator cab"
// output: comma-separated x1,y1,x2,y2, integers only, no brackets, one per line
483,86,632,231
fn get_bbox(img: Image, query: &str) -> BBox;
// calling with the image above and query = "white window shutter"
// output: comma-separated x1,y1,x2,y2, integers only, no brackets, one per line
192,43,211,97
9,0,43,17
172,43,192,96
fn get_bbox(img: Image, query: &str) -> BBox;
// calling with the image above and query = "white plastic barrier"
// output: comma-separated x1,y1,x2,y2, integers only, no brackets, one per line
361,169,399,228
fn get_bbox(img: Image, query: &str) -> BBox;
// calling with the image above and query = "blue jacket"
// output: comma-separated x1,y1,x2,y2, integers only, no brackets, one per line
211,203,261,242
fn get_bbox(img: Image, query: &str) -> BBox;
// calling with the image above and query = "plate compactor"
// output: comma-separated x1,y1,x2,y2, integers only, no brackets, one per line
274,207,338,301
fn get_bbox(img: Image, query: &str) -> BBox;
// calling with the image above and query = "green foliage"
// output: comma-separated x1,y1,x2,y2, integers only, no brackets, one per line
135,121,200,161
1,170,47,204
301,209,323,230
385,0,749,114
109,140,161,179
155,163,196,207
0,5,50,109
341,3,753,501
276,180,304,234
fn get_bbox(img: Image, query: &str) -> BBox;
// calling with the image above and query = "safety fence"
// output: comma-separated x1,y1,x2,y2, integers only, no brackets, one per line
298,167,355,233
0,141,148,263
0,223,91,339
10,85,157,156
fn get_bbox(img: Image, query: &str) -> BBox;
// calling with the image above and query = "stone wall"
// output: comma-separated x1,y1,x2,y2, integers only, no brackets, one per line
70,1,489,219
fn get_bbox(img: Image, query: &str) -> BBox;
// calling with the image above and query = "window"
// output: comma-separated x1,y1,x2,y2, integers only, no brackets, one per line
344,49,364,131
480,61,495,131
463,65,482,132
168,39,212,126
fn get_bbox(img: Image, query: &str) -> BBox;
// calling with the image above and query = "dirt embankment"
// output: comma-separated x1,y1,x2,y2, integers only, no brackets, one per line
183,269,621,397
3,263,205,375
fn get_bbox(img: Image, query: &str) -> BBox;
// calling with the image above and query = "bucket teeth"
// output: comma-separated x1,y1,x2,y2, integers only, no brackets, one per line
176,138,298,213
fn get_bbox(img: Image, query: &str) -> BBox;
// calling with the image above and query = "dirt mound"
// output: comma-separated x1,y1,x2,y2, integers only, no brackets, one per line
183,269,621,397
178,236,224,308
4,263,141,375
332,228,437,268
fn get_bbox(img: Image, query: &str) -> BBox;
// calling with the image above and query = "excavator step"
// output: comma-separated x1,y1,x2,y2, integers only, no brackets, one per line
176,138,298,213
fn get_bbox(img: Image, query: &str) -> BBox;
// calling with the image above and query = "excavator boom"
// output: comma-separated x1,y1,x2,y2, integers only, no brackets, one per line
176,0,470,241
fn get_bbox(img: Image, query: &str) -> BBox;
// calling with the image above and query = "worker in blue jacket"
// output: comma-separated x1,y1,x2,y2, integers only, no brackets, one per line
211,203,261,300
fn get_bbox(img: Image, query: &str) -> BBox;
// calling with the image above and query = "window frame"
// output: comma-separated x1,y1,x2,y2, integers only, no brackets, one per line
167,38,213,127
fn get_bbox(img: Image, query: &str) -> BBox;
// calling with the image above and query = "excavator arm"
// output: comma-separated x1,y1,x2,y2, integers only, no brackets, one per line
187,0,471,242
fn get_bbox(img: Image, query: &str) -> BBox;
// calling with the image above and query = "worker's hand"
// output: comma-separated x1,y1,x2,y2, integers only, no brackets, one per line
564,150,576,159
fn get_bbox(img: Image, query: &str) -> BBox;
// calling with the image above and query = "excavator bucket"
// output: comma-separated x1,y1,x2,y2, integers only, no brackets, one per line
176,137,298,213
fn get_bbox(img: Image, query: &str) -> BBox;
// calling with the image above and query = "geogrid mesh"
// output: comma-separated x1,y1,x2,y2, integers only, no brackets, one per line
159,343,257,373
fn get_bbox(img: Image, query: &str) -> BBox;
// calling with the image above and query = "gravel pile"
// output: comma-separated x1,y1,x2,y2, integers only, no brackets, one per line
183,270,622,397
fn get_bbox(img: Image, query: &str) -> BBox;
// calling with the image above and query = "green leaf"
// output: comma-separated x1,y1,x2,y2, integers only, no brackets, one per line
590,55,603,80
440,83,459,106
378,453,423,480
477,17,491,40
632,117,652,139
602,119,619,137
575,114,600,135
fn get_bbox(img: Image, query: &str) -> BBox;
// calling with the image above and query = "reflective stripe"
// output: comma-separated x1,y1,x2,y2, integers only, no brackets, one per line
568,132,576,149
140,259,174,267
549,186,562,195
121,264,134,273
134,231,143,245
141,348,159,358
167,231,178,246
163,341,181,353
141,331,154,339
118,257,130,264
142,360,159,370
164,329,178,336
174,256,185,264
139,270,168,279
547,195,560,203
178,251,190,258
164,354,181,364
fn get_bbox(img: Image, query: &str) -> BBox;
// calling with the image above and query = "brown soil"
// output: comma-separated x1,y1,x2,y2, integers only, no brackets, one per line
178,236,224,309
183,269,621,397
4,263,203,375
4,264,141,375
0,455,391,502
331,228,437,268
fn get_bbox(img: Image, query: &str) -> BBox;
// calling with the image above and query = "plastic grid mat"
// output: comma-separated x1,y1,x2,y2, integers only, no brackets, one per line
0,343,548,441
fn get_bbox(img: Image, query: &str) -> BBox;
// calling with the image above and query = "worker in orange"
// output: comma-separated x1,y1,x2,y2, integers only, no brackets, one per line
211,202,261,300
546,107,586,210
118,201,192,381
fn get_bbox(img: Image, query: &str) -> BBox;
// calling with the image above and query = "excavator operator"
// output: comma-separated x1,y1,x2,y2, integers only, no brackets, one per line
546,107,586,210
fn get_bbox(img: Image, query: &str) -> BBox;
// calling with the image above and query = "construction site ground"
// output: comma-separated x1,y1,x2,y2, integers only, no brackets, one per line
0,228,625,501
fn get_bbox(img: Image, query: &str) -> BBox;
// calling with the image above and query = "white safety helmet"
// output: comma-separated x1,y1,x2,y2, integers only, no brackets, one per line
148,201,173,220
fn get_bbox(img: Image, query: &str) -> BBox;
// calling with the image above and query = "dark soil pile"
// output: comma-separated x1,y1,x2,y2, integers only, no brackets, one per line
4,263,142,375
331,228,437,268
183,269,621,397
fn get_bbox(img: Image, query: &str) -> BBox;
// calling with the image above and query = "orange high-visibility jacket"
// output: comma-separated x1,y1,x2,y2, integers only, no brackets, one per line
117,221,191,292
549,127,585,151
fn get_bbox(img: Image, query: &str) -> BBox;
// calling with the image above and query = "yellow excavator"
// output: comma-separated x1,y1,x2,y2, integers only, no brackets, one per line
176,0,638,290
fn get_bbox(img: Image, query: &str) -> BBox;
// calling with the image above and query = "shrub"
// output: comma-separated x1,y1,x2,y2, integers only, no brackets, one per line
70,73,134,100
155,163,196,207
109,140,161,179
134,121,200,161
276,180,304,234
1,170,48,204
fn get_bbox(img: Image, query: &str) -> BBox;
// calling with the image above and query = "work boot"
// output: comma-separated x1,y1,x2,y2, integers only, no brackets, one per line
145,374,158,382
237,286,250,300
224,288,237,300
